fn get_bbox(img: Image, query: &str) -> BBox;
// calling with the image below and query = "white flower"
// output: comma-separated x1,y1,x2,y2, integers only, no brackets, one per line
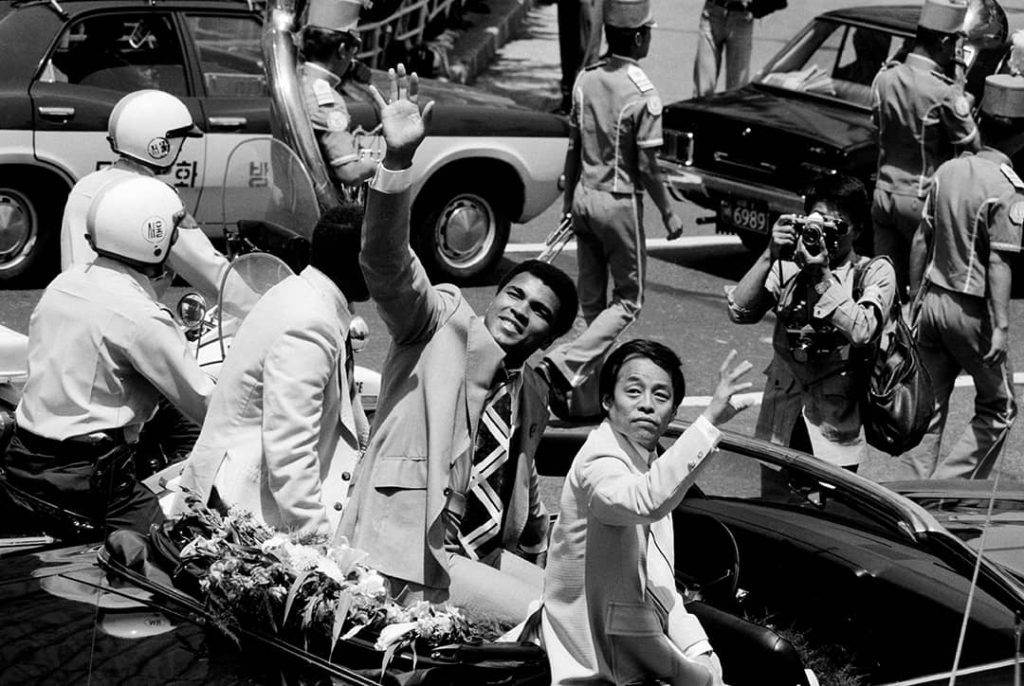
316,556,344,583
374,621,418,651
353,569,387,597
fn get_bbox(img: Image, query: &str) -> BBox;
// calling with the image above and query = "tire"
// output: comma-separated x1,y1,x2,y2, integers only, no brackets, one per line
0,174,61,287
413,178,512,284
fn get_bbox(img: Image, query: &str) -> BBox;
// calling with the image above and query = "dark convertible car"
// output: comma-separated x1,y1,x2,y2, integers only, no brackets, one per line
2,417,1023,685
658,2,1024,252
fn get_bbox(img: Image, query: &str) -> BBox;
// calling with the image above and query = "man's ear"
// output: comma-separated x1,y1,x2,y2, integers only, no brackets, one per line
601,394,612,413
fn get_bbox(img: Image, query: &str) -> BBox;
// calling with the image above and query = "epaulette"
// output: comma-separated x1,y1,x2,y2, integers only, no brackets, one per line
626,65,654,93
930,68,955,85
1002,163,1024,191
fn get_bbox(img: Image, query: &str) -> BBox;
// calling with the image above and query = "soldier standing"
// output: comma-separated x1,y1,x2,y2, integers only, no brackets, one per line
540,0,683,417
871,0,980,293
907,74,1024,480
299,0,378,188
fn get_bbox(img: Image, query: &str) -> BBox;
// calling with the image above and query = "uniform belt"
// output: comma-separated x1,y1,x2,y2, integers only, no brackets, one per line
708,0,750,10
15,427,127,459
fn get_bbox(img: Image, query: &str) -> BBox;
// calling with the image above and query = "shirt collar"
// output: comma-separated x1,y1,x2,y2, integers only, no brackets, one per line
89,256,159,299
905,53,940,73
608,54,640,66
977,147,1012,167
609,423,657,466
301,61,341,88
300,266,351,328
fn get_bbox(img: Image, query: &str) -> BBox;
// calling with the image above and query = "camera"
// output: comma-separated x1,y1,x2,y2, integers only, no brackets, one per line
782,214,848,259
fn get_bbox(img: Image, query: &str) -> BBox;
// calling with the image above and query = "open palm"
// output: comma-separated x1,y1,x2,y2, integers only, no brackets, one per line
370,64,434,167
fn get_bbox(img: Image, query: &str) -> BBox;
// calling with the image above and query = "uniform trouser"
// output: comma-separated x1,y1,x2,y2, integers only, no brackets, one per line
134,398,202,479
693,3,753,97
547,187,646,400
905,286,1018,479
3,429,164,537
871,189,924,294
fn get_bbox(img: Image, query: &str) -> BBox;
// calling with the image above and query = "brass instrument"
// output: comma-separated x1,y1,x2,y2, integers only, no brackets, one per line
538,214,574,263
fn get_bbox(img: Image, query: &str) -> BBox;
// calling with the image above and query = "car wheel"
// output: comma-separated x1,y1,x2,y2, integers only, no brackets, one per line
414,181,511,284
0,175,59,286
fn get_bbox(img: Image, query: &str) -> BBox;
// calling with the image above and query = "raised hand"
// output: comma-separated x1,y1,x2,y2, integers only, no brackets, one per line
368,64,435,170
702,349,754,427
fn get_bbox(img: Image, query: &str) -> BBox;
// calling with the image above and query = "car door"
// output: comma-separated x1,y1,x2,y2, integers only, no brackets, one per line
179,10,273,232
29,10,206,214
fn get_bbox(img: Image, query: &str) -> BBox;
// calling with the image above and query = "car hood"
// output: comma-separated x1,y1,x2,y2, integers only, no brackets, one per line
664,84,875,152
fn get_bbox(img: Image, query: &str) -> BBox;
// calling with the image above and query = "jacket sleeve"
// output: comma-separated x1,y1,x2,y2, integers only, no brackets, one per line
260,324,336,536
167,226,230,304
581,418,721,526
813,259,897,346
128,308,214,427
360,186,448,344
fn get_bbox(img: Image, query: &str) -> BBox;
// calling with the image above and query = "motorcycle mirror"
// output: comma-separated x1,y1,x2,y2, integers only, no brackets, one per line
176,292,208,332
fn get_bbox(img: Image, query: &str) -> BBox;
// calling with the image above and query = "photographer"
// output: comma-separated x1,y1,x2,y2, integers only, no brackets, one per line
726,175,897,469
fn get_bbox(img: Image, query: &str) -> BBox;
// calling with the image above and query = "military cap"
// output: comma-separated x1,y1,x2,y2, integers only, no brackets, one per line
605,0,656,29
981,73,1024,119
918,0,968,34
306,0,363,34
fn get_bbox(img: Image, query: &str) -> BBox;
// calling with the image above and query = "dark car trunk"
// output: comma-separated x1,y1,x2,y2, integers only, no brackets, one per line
662,84,878,193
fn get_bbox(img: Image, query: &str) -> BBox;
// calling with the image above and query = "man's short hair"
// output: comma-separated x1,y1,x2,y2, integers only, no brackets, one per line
604,24,649,56
309,204,367,301
497,259,578,340
915,26,959,55
804,173,870,234
599,339,686,413
302,26,348,63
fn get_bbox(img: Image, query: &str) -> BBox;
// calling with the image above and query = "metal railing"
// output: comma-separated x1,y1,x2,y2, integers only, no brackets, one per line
356,0,468,69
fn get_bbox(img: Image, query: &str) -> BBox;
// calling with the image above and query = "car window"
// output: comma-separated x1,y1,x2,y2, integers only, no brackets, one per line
691,445,903,539
758,20,907,108
185,14,268,97
39,13,188,95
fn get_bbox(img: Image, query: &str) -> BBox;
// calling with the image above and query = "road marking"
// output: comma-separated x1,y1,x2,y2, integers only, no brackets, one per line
505,234,741,254
680,373,1024,408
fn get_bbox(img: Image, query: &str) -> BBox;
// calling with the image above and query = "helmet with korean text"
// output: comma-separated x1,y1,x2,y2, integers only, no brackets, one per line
605,0,656,29
107,90,203,171
86,176,183,268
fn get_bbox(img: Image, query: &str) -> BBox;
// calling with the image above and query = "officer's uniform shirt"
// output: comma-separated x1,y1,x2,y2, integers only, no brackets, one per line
871,53,978,198
15,257,214,443
299,61,359,168
60,161,229,303
923,149,1024,296
571,56,664,194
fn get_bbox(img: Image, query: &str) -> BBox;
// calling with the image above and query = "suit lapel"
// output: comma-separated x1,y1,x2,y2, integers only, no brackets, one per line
464,316,505,441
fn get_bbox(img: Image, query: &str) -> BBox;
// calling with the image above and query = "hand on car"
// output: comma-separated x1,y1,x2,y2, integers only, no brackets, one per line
703,349,754,427
371,64,435,170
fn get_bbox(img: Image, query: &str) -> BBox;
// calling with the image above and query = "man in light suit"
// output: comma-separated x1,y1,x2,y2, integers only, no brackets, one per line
175,212,369,537
542,340,752,685
338,67,579,624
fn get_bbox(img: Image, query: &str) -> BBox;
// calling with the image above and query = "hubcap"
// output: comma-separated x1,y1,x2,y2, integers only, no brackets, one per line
434,193,495,269
0,189,36,269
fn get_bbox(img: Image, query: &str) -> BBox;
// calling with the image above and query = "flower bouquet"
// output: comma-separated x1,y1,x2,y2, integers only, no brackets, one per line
158,497,504,672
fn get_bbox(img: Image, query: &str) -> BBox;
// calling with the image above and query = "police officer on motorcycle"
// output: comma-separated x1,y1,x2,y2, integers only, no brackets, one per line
6,176,214,537
60,89,230,303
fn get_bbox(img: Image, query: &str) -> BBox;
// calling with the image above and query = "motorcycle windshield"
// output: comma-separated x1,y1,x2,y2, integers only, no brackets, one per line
220,136,319,242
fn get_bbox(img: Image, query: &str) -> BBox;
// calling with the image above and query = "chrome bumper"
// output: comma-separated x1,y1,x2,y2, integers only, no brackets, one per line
658,159,805,214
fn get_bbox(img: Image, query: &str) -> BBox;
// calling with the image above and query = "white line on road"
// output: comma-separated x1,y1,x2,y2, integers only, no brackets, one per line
505,234,741,255
679,373,1024,408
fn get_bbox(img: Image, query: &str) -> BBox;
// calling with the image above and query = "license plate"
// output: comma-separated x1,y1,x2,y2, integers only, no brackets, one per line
721,199,770,234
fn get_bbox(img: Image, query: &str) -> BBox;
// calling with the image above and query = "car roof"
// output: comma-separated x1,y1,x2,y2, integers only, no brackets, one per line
819,5,922,34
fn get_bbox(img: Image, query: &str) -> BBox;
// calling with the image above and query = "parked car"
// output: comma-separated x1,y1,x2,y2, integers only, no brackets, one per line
658,2,1023,252
0,0,568,285
2,417,1022,685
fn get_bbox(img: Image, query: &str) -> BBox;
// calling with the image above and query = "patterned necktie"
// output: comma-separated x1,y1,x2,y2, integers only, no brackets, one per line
457,371,515,561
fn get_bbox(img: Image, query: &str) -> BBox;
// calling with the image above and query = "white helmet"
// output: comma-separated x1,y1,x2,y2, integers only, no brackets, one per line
86,176,183,267
107,90,203,170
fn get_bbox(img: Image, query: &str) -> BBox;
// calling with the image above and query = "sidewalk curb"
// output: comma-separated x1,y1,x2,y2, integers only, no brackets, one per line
448,0,535,84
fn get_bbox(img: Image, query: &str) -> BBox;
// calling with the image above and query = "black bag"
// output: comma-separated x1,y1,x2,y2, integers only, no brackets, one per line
855,257,935,455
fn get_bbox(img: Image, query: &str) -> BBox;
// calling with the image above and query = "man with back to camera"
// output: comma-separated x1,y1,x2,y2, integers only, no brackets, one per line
871,0,981,293
338,66,580,625
5,176,213,536
539,0,683,419
907,74,1024,480
727,175,897,471
175,209,371,537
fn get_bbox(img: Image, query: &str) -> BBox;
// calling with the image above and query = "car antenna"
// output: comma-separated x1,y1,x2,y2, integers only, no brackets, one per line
12,0,68,20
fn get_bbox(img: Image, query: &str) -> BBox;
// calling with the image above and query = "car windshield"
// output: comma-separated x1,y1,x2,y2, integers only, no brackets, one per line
756,19,910,108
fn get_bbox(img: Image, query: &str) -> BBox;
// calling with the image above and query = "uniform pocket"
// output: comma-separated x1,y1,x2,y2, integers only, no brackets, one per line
372,456,428,490
605,601,662,636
